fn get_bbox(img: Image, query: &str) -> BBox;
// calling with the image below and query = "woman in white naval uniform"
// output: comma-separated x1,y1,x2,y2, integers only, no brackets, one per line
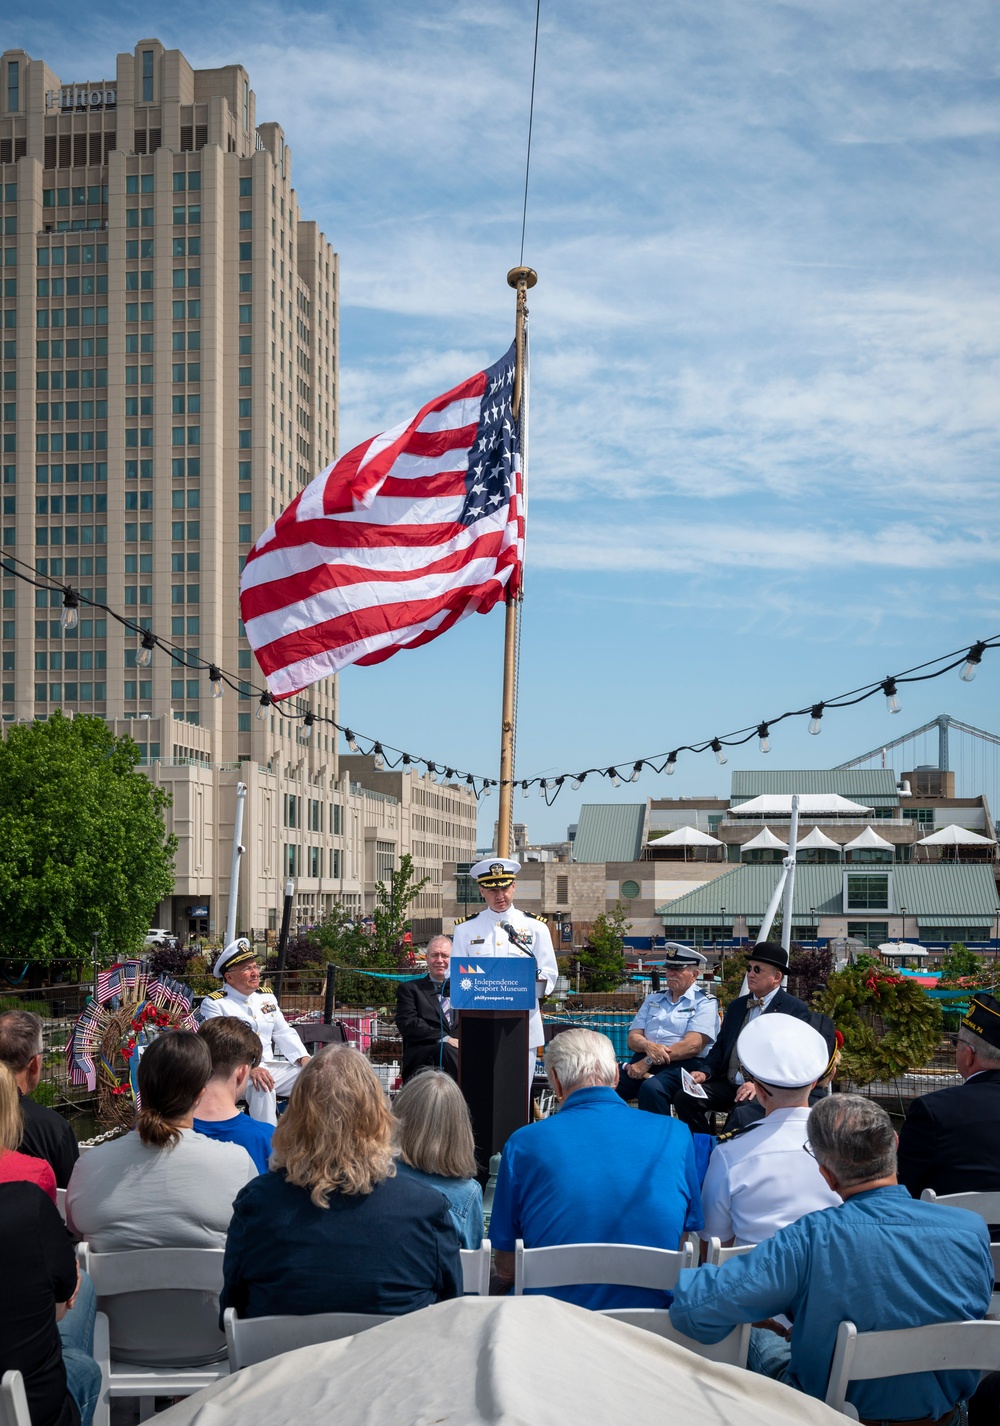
197,939,310,1125
450,859,559,1053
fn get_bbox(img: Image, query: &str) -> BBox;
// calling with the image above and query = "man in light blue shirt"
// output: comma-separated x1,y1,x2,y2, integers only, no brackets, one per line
491,1028,703,1309
670,1095,992,1423
617,945,719,1114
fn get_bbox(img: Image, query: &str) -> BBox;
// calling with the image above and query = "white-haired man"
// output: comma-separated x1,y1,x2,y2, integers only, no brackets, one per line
490,1028,703,1308
197,938,309,1124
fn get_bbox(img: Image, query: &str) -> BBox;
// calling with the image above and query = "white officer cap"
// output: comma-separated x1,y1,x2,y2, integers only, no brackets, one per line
662,943,707,969
213,938,257,979
469,857,521,888
736,1014,830,1089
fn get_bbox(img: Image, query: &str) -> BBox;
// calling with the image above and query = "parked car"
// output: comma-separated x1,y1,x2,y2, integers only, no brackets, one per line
144,928,174,946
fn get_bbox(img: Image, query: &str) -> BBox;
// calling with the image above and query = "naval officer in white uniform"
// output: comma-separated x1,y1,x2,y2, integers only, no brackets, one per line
451,858,559,1053
197,938,310,1125
699,1014,839,1249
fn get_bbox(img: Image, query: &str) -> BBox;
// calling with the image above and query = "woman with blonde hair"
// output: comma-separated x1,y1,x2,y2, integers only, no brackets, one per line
221,1046,462,1319
0,1060,57,1200
392,1070,484,1249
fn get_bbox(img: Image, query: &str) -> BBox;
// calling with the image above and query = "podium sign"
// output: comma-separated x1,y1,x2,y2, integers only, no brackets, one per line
450,956,536,1012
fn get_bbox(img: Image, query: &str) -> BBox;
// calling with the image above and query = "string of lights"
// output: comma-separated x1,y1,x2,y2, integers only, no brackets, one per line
2,555,998,805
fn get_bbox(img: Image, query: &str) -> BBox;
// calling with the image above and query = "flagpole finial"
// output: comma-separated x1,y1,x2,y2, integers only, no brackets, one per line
507,266,537,290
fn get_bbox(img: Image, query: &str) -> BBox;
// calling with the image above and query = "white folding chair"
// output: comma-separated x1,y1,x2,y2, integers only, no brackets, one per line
0,1372,31,1426
222,1307,395,1371
920,1189,1000,1224
704,1238,755,1268
460,1240,492,1296
824,1319,1000,1417
55,1188,67,1224
513,1239,695,1296
597,1310,750,1366
78,1244,230,1426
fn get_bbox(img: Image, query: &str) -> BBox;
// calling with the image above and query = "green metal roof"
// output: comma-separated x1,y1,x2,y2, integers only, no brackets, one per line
572,802,646,863
655,862,998,925
730,769,900,809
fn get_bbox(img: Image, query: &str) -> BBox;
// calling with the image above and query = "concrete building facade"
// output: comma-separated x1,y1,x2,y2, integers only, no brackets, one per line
0,41,476,942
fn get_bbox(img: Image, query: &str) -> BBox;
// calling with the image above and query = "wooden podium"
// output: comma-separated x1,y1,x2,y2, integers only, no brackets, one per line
458,1009,530,1177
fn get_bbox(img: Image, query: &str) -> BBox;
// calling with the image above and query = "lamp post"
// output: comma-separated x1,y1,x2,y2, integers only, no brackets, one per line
720,905,726,970
810,908,816,947
900,905,907,946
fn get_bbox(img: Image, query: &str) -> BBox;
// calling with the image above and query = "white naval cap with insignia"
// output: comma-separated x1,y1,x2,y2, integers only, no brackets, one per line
213,937,258,978
736,1014,830,1089
469,857,521,888
661,943,707,969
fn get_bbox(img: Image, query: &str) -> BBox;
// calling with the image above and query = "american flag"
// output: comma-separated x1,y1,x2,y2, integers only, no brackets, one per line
240,343,524,701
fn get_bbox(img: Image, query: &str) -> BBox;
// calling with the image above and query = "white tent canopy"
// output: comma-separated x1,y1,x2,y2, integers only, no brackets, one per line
152,1297,848,1426
646,826,723,847
741,826,789,851
729,794,874,817
843,826,895,852
878,941,929,959
914,824,996,847
796,826,841,851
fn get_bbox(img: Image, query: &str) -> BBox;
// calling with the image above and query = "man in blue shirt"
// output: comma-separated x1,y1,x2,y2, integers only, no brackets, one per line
617,945,719,1113
490,1027,703,1309
194,1018,274,1173
670,1094,993,1423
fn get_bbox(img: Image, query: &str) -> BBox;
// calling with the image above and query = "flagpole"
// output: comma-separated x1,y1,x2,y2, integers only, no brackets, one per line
497,266,537,857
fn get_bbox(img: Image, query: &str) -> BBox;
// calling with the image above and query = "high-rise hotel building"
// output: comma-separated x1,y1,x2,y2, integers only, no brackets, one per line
0,40,477,940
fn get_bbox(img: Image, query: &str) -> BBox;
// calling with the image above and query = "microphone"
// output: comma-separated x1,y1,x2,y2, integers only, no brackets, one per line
500,921,523,948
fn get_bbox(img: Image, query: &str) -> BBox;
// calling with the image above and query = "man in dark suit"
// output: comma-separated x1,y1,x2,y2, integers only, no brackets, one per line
395,935,458,1082
673,942,815,1136
898,992,1000,1199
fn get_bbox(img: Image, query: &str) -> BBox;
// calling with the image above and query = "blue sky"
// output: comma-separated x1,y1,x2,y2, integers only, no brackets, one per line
10,0,1000,840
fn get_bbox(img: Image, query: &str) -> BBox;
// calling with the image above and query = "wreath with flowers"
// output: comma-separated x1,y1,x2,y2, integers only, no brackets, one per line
813,965,942,1087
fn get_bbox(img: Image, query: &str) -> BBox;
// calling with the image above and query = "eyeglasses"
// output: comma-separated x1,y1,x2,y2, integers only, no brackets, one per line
802,1142,817,1160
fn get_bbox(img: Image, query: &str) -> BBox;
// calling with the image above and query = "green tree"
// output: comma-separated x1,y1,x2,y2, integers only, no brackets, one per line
0,712,176,964
578,899,631,992
938,943,984,984
371,853,430,967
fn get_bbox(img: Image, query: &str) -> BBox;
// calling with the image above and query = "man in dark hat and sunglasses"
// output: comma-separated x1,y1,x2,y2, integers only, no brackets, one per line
673,942,816,1137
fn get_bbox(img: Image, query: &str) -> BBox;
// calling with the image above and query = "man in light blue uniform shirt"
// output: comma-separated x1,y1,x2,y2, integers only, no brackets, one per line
670,1094,992,1424
617,944,719,1114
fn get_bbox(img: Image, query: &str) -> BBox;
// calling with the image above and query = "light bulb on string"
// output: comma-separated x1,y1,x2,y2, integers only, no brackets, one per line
629,762,642,783
607,768,620,788
302,712,315,740
256,691,271,721
522,780,530,798
960,642,986,682
665,752,677,776
756,723,770,754
482,782,491,797
372,743,385,770
60,588,79,632
136,630,155,669
571,773,586,791
711,739,727,766
209,665,224,699
445,768,456,781
809,704,824,735
882,678,901,715
344,729,360,752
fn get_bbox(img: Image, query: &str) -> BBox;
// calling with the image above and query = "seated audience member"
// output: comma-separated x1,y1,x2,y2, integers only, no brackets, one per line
0,1061,56,1201
0,1181,101,1426
197,938,310,1125
395,935,459,1083
670,1094,993,1423
898,991,1000,1199
0,1010,79,1188
699,1015,839,1249
392,1070,484,1249
221,1046,462,1320
616,946,719,1114
194,1019,273,1173
66,1031,257,1366
490,1028,703,1308
673,942,818,1136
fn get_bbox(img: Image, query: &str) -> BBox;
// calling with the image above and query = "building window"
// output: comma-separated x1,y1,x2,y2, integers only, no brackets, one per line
845,873,890,911
7,62,18,114
376,841,395,881
142,50,154,102
620,879,640,900
846,922,889,950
